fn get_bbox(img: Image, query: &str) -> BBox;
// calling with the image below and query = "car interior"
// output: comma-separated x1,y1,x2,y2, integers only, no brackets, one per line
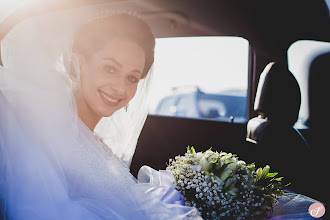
1,0,329,215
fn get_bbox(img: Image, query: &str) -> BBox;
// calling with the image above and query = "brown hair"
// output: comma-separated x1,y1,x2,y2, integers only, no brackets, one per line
72,14,155,78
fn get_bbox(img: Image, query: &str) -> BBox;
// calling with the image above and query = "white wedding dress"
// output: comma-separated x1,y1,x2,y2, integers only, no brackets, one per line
0,2,325,220
0,2,201,219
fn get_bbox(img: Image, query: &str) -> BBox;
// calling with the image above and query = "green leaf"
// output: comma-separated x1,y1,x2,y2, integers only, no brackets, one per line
266,172,278,178
256,167,263,177
261,165,270,179
274,177,284,181
248,163,256,172
187,146,196,154
284,183,291,187
191,146,196,154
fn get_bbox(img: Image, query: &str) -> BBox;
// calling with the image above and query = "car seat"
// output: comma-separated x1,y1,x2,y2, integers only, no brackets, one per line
246,62,312,196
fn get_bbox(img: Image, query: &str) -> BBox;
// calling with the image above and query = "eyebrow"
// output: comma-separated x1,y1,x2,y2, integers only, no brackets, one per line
103,58,142,75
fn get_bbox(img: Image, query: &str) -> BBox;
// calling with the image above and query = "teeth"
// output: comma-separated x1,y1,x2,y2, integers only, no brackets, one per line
101,92,119,103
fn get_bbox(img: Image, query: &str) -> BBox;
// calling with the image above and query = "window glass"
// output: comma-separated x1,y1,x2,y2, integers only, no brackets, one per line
287,40,330,127
149,36,249,123
155,95,177,116
176,94,197,117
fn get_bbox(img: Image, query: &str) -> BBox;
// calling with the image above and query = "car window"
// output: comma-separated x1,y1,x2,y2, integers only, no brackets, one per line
198,97,227,118
287,40,330,128
198,93,246,122
149,36,249,123
176,94,198,117
155,95,178,116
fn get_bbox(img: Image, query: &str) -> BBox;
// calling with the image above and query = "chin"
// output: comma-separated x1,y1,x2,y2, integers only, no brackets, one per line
95,101,121,118
99,107,119,118
103,112,115,117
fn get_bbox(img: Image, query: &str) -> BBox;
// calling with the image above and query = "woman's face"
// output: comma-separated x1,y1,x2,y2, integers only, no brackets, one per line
77,37,145,119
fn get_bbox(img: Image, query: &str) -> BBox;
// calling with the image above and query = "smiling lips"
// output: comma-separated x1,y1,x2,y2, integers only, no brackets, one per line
99,90,121,106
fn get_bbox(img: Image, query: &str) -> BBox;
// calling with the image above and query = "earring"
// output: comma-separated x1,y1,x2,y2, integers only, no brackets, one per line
70,78,81,92
124,104,129,112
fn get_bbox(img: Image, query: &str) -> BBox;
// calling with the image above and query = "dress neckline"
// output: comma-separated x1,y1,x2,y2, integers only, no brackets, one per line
93,132,129,170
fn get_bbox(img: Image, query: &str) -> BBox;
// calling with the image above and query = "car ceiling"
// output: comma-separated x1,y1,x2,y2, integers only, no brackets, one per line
143,0,330,59
1,0,330,61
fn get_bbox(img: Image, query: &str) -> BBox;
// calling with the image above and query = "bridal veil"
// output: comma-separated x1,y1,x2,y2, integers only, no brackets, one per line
0,1,200,219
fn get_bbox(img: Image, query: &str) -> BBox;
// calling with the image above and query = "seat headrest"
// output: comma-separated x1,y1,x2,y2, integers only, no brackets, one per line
254,62,301,125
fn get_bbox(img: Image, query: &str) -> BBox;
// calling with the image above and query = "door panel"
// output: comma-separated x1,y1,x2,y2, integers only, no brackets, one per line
131,115,250,177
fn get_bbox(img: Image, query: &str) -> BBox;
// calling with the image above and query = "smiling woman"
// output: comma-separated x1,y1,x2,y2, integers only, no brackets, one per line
0,2,202,219
75,37,146,130
71,14,154,131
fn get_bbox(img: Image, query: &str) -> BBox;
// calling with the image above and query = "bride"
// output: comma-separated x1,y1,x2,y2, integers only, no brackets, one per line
0,2,201,219
0,1,324,220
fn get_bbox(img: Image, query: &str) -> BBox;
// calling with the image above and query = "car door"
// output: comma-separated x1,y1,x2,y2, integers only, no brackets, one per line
129,1,330,208
131,36,251,176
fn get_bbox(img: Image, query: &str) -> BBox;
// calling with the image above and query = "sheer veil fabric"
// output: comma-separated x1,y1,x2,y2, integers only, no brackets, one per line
0,2,201,219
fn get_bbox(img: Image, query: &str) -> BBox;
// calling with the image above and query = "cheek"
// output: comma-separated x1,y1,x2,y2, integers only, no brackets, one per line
81,62,103,87
81,72,94,94
80,66,102,100
126,84,139,101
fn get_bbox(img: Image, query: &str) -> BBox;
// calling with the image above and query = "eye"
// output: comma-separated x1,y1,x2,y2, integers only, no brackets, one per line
104,65,116,74
128,75,139,83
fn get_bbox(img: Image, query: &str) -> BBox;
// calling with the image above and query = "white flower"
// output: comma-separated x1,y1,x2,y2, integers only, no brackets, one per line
237,160,246,166
196,152,203,159
200,157,207,166
207,154,218,163
204,150,213,158
192,165,202,172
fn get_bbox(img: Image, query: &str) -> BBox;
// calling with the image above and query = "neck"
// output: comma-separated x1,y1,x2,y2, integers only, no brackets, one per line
75,93,101,131
78,110,101,132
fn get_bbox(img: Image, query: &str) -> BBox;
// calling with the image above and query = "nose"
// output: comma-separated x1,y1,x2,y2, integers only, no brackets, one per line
110,75,126,96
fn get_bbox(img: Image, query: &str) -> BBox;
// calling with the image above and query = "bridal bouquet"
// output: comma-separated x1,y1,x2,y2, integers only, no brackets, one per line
166,146,287,220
